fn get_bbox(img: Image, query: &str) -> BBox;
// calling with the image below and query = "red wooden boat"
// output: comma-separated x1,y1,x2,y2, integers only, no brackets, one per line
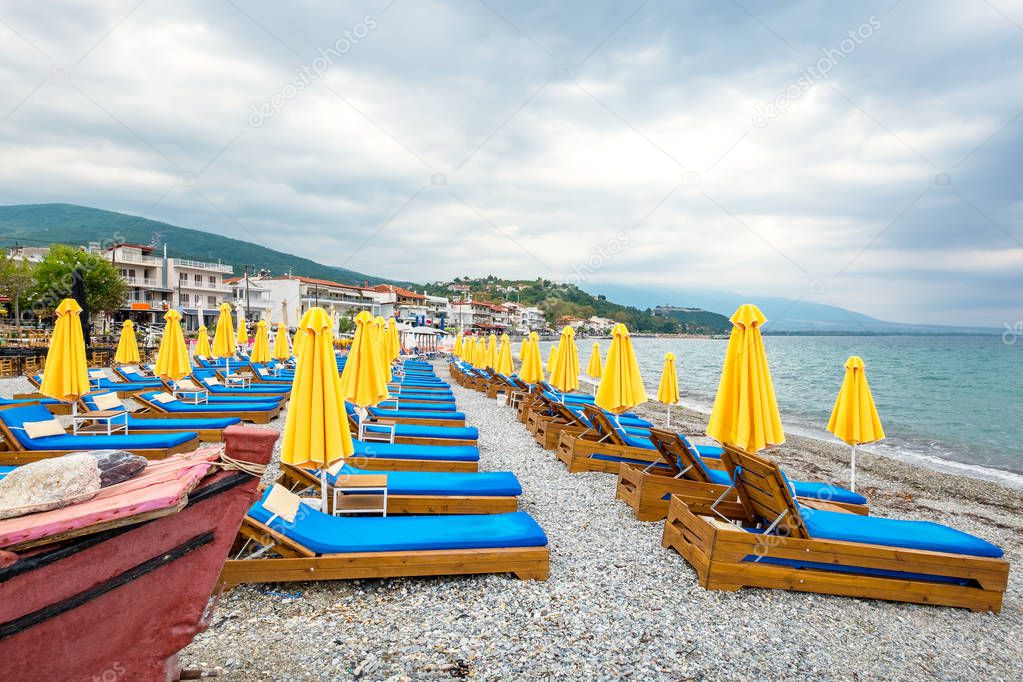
0,425,277,681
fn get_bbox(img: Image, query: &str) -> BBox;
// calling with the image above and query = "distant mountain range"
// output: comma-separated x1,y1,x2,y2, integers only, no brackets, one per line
586,283,1000,335
0,203,398,287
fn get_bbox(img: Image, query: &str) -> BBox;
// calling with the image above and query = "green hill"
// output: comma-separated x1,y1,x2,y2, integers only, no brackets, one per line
0,203,397,286
424,277,729,334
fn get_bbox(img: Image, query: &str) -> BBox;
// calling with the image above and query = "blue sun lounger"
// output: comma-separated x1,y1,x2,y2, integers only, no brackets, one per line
81,392,240,441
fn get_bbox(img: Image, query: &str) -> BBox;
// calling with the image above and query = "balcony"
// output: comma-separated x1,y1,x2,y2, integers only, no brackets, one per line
112,252,161,266
124,277,163,288
173,258,233,273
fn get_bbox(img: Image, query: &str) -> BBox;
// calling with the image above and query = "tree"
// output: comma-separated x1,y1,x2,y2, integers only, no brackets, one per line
0,252,36,331
30,245,127,318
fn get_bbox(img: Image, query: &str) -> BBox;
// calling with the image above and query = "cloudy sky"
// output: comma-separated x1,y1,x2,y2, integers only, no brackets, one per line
1,0,1021,325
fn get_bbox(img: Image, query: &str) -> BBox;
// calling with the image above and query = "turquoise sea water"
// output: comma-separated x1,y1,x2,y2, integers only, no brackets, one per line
538,335,1023,482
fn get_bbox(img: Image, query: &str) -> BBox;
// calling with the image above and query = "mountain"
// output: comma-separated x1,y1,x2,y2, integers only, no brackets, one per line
0,203,398,286
586,283,1001,335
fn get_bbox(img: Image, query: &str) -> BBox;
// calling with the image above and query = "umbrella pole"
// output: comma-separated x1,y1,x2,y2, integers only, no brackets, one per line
321,468,329,513
850,444,857,492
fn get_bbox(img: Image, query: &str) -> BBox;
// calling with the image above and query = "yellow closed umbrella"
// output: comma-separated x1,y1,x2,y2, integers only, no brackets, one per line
549,326,579,393
251,319,271,363
372,316,392,384
281,306,355,510
236,314,249,346
155,309,191,382
387,317,401,361
485,333,498,370
595,323,647,414
292,324,305,358
586,342,602,380
40,299,90,411
495,333,514,375
545,344,559,377
340,310,390,407
464,336,476,366
114,320,140,365
657,352,680,426
518,336,529,360
707,304,784,453
212,302,237,375
194,325,212,358
518,334,544,385
827,356,885,491
453,331,464,358
273,323,291,360
474,336,487,368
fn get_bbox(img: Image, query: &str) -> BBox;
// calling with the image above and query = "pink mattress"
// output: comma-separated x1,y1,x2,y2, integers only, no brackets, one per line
0,447,223,550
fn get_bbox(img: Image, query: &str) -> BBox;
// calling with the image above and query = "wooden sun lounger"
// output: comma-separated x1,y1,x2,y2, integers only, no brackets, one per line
366,412,467,428
219,517,549,586
7,397,72,416
555,406,664,473
617,429,868,521
661,445,1009,612
279,465,517,515
24,374,143,399
0,406,199,465
134,394,282,424
528,399,590,451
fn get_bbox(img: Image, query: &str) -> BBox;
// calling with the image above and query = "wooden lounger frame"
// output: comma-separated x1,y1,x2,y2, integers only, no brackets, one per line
554,406,662,473
661,445,1008,612
24,373,143,399
616,429,868,521
351,415,478,448
366,412,467,428
134,394,282,424
0,405,199,464
220,516,549,586
280,465,516,514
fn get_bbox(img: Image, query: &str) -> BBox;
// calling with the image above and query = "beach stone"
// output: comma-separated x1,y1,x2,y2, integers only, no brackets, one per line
0,454,101,520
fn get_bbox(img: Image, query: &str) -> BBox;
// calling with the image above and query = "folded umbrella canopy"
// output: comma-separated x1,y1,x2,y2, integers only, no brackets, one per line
372,316,392,384
545,344,559,378
657,352,680,426
518,336,529,361
549,326,579,393
340,310,390,408
114,319,140,365
518,334,544,385
212,302,237,375
273,323,291,361
595,323,647,414
707,304,784,453
251,319,272,364
387,317,401,361
282,306,355,510
586,342,602,380
474,336,487,368
194,325,212,358
40,299,90,408
453,331,464,358
236,314,249,346
154,309,191,382
485,333,498,370
496,333,514,375
827,356,885,491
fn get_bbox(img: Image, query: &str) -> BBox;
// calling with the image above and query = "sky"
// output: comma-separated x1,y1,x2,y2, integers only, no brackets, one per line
0,0,1021,326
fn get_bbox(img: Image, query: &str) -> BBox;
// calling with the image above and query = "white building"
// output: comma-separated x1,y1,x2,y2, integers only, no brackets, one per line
504,302,546,334
225,275,272,321
257,275,378,328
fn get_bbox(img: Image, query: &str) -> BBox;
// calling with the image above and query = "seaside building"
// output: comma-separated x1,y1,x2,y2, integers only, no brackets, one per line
448,298,509,334
586,316,616,334
102,243,233,329
225,275,273,321
503,302,547,334
255,275,378,328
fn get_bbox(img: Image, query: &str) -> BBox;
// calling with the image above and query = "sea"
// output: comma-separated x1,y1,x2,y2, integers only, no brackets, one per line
537,335,1023,487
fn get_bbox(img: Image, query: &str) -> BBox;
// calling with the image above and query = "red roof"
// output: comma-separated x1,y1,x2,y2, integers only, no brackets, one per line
370,284,425,300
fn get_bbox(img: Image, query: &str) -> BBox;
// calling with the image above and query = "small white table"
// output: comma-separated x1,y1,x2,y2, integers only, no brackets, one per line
224,374,252,389
73,409,129,435
174,388,209,405
332,474,388,517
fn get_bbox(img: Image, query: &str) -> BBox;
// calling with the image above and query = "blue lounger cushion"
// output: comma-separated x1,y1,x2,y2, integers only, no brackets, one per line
800,506,1003,557
0,397,61,406
200,383,290,395
249,489,546,554
140,392,279,413
368,407,466,421
83,394,240,429
698,468,867,506
0,465,14,480
94,379,162,391
351,439,479,462
363,424,478,440
0,404,197,450
378,401,457,412
323,464,521,496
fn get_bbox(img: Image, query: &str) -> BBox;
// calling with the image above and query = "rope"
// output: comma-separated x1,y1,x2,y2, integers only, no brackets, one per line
213,452,267,478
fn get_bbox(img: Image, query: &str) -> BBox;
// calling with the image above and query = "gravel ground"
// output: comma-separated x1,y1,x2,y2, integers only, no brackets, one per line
4,373,1020,679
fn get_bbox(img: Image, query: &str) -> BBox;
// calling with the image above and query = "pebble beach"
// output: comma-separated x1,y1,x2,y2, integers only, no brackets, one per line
157,364,1023,681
